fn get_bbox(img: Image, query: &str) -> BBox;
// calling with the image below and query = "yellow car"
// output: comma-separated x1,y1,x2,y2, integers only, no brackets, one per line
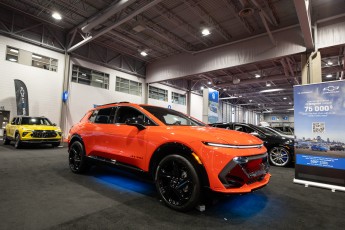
3,116,62,148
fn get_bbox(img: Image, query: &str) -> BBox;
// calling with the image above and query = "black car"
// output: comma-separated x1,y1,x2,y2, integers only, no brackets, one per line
211,123,294,167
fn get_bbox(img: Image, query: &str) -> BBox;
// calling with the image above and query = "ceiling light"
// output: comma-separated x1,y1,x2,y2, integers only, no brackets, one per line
266,82,271,87
9,58,17,62
238,95,242,98
52,12,62,20
260,88,284,93
249,99,253,102
255,74,261,78
327,61,333,66
258,104,261,106
32,54,42,59
201,28,210,36
283,97,287,100
287,108,294,111
10,49,19,53
223,88,227,91
220,96,238,100
289,102,292,105
140,51,148,56
200,86,204,90
207,81,211,85
326,74,332,78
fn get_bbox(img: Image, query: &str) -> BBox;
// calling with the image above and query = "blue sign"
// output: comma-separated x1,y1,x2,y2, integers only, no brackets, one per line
294,80,345,187
62,91,68,102
271,116,276,120
283,116,288,120
208,89,219,124
296,154,345,170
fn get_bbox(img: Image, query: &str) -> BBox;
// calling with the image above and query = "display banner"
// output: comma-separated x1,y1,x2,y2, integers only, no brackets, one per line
208,89,219,123
294,81,345,188
14,79,29,116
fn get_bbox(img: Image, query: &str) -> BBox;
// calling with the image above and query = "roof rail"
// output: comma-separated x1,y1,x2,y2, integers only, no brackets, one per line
96,101,130,107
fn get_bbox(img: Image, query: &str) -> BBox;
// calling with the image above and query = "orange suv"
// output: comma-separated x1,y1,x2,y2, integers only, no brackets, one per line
68,102,270,211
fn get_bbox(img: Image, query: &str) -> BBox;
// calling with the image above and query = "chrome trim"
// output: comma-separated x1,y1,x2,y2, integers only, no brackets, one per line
203,142,263,149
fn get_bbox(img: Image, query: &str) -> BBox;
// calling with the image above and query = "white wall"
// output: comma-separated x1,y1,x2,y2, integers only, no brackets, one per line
0,35,65,126
190,93,203,121
65,58,146,133
147,83,187,114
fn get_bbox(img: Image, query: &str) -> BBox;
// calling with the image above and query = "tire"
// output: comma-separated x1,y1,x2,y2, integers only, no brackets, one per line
3,132,10,145
269,147,291,167
155,154,201,212
14,133,22,149
68,141,90,173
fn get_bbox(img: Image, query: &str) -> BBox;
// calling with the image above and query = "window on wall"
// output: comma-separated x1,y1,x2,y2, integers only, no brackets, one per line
72,65,109,89
172,92,186,105
5,46,58,72
115,76,142,96
149,86,168,101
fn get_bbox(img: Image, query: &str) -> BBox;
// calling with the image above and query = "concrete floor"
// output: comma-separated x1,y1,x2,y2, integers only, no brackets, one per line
1,141,345,230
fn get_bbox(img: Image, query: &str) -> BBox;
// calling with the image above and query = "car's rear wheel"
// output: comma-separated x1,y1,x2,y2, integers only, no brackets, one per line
269,147,291,167
14,133,21,149
69,141,89,173
155,154,201,212
3,132,10,145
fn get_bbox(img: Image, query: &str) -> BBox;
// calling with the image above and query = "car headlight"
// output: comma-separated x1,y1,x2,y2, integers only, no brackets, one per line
203,142,263,149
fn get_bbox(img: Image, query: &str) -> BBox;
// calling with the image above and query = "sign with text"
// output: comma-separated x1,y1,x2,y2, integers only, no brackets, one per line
208,89,219,124
294,81,345,187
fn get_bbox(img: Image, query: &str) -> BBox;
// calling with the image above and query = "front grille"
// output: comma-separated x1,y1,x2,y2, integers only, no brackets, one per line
31,130,57,138
219,153,269,188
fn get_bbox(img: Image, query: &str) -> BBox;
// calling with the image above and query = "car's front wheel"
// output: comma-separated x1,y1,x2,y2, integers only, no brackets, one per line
155,154,201,212
3,132,10,145
269,147,291,167
14,133,21,149
68,141,89,173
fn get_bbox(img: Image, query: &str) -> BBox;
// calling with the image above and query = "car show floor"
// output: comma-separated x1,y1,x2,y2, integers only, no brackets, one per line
0,141,344,230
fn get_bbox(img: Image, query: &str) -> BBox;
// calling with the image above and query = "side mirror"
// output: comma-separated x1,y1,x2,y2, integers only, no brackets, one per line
126,117,146,130
53,123,57,126
11,121,15,125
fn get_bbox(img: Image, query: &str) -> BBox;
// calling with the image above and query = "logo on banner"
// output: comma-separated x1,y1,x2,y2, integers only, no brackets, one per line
322,86,340,94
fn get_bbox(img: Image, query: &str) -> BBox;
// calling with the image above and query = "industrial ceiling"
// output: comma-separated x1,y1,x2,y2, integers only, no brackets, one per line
0,0,344,114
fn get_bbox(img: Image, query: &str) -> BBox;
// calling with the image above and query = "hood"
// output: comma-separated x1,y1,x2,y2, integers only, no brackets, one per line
166,126,263,146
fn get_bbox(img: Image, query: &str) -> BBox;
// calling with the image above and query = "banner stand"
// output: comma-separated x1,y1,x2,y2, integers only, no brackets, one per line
293,178,345,192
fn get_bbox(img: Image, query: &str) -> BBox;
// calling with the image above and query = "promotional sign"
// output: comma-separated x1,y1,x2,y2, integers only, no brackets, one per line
14,79,29,116
294,81,345,189
208,89,219,123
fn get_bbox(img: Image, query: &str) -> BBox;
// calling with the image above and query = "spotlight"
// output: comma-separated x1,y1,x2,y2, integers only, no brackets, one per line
255,74,261,78
52,12,62,20
326,74,332,78
201,28,210,36
140,51,148,56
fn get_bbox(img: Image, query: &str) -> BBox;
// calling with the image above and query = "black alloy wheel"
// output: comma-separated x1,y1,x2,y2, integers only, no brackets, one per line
155,154,201,212
269,147,291,167
68,141,89,173
14,133,21,149
3,132,10,145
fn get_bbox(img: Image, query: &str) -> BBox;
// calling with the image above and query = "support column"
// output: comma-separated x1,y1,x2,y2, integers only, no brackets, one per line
60,52,70,139
301,51,322,85
186,80,192,116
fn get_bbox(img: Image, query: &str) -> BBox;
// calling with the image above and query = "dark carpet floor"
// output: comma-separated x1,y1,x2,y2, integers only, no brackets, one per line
0,141,344,230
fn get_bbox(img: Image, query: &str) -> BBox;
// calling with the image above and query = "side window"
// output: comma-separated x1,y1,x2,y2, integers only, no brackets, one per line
11,117,17,125
94,107,115,124
115,107,154,125
16,117,21,125
89,110,99,123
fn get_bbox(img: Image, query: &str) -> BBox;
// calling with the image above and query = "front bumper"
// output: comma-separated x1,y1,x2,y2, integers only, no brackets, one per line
21,138,61,144
199,145,271,193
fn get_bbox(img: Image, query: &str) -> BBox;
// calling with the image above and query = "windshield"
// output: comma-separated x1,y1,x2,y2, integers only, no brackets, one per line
141,106,206,126
21,117,53,126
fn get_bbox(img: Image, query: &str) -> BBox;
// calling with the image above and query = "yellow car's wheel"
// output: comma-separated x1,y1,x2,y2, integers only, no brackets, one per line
14,133,22,149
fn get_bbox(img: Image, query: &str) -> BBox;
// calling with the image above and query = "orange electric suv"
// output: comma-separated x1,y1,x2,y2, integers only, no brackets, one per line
68,102,270,211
